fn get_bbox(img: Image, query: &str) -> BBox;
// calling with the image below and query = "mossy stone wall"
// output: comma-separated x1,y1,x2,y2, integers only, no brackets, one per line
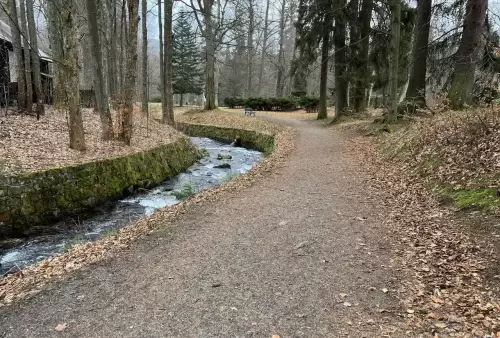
176,122,275,154
0,138,201,238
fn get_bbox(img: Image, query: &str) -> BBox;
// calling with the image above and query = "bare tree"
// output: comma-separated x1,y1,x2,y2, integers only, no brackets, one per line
387,0,401,122
86,0,113,139
158,0,166,120
246,0,254,96
317,0,333,119
7,0,26,110
119,0,140,145
164,0,174,124
334,0,348,116
18,0,32,113
141,0,148,116
448,0,487,109
25,0,44,117
257,0,270,96
60,0,86,150
276,0,286,98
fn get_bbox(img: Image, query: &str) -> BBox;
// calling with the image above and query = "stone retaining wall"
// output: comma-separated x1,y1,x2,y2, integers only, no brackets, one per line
0,137,201,238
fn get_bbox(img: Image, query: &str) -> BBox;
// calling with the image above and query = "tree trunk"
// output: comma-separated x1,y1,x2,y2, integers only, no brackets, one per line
353,0,373,112
7,0,26,110
141,0,148,116
406,0,431,108
180,93,184,107
348,0,360,108
18,0,32,113
61,0,86,150
203,0,217,110
120,0,139,145
26,0,44,116
318,1,333,120
164,0,174,125
107,0,118,100
275,0,286,98
334,0,348,117
246,0,254,97
119,0,126,92
448,0,487,109
387,0,401,123
158,0,167,120
257,0,270,96
86,0,113,139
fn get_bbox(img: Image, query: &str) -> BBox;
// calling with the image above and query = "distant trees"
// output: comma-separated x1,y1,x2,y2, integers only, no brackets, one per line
172,12,203,106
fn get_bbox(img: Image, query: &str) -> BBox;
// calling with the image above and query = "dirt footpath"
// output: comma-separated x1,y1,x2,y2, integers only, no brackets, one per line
0,118,408,337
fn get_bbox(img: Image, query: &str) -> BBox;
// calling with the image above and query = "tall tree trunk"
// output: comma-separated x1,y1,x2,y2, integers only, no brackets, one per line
353,0,373,111
158,0,167,120
257,0,270,96
348,0,360,108
292,0,308,96
86,0,113,139
203,0,217,110
120,0,139,145
141,0,148,116
387,0,401,123
107,0,118,100
26,0,44,117
275,0,286,98
406,0,431,108
61,0,86,150
448,0,487,109
18,0,32,113
119,0,126,92
164,0,174,124
334,0,348,117
7,0,26,110
246,0,254,97
318,1,333,120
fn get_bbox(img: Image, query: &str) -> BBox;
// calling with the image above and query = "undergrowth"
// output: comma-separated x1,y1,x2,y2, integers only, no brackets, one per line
380,107,500,212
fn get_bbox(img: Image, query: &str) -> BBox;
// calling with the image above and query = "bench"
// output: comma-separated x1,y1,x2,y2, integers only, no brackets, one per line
244,107,256,116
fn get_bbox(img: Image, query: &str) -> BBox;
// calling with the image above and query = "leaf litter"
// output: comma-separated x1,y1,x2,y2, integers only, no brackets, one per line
350,108,500,336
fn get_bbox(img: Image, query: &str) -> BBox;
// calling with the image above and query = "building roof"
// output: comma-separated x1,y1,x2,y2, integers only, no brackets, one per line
0,18,51,61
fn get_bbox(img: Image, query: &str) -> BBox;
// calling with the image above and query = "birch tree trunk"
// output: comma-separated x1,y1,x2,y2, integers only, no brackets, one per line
19,0,32,113
257,0,270,96
164,0,174,124
120,0,139,145
141,0,148,116
7,0,26,110
86,0,113,139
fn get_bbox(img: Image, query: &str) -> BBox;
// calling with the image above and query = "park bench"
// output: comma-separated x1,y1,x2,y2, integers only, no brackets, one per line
244,107,256,116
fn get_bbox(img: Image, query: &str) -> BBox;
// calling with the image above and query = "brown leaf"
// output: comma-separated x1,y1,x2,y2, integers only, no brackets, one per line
431,296,444,304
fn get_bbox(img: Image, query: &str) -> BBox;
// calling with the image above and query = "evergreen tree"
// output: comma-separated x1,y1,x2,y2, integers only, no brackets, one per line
172,12,203,106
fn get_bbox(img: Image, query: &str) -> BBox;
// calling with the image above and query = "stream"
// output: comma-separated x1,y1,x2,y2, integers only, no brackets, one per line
0,137,263,275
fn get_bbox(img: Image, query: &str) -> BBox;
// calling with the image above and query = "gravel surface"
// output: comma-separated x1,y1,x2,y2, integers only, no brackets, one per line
0,118,407,337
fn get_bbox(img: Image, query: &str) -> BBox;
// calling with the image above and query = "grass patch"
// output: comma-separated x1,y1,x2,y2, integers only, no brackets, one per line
171,183,195,200
438,187,500,211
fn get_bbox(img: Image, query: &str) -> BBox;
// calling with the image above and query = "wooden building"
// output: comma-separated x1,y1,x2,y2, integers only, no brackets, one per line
0,19,53,106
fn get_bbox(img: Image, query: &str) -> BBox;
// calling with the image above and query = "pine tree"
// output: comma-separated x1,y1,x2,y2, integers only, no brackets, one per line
172,13,203,106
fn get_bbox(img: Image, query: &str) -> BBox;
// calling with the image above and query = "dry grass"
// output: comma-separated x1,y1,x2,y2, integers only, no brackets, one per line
0,106,183,174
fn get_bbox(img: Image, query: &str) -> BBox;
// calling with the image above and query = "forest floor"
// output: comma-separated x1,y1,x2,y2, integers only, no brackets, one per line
0,106,183,174
0,110,499,337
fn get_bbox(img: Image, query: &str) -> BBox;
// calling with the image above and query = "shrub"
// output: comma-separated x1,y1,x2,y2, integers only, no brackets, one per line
298,96,320,113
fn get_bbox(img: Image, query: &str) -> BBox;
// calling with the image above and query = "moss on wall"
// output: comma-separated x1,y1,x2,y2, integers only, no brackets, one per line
176,122,275,155
0,138,201,238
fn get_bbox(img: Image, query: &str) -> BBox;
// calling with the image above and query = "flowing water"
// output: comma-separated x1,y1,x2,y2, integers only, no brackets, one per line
0,137,263,275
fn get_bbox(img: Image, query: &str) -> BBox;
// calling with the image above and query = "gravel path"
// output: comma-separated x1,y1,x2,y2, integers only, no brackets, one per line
0,118,407,337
